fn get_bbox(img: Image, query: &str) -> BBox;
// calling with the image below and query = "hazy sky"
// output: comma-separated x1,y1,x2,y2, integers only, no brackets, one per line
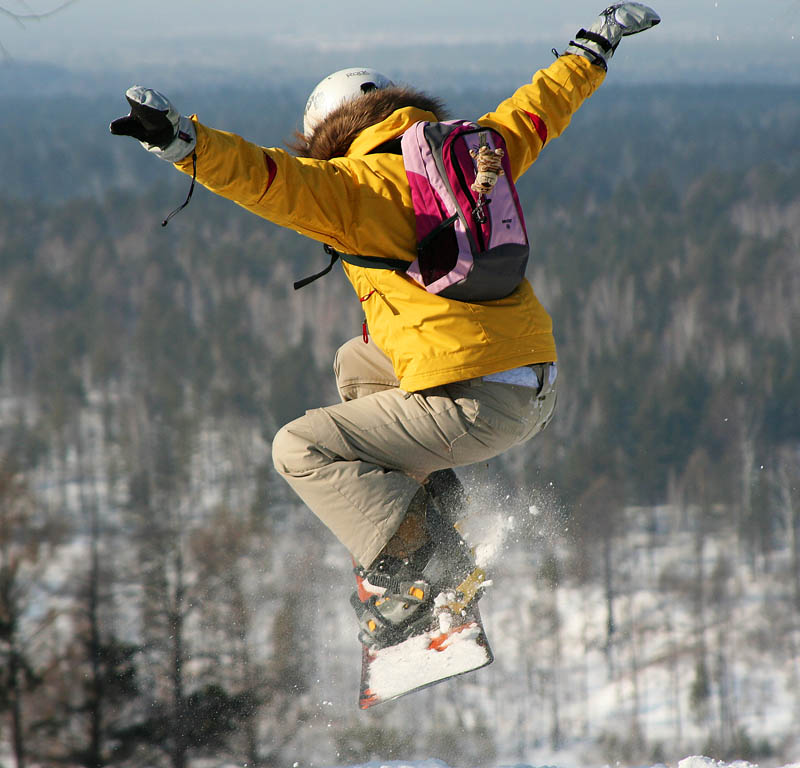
1,0,799,82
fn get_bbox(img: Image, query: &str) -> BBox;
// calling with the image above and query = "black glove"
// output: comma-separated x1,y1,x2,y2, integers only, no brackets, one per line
110,86,196,161
111,98,174,148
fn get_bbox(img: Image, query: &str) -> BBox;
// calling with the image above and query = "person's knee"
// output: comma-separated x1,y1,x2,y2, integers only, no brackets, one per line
333,336,364,384
272,420,316,477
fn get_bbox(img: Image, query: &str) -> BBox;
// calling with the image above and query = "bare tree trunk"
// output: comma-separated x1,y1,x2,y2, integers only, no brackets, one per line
776,449,800,732
788,629,800,738
666,614,683,745
604,533,616,679
76,415,104,768
550,659,561,749
715,630,733,750
88,505,104,768
685,450,714,720
550,584,562,750
9,643,26,768
792,495,800,614
233,581,263,768
738,429,755,565
0,1,76,21
627,596,643,748
171,541,188,768
693,514,708,697
777,450,800,612
1,476,26,768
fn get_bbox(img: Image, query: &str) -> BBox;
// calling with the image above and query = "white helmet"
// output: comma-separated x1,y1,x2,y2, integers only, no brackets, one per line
303,67,394,137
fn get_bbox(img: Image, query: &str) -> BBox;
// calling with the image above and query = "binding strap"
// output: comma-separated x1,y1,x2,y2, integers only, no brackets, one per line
293,244,412,290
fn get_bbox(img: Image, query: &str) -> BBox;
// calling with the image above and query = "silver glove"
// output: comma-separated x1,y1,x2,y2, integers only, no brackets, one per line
111,86,196,163
564,3,661,69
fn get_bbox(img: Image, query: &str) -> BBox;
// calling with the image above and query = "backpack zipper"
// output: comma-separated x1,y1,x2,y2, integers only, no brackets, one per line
448,128,490,251
417,212,458,256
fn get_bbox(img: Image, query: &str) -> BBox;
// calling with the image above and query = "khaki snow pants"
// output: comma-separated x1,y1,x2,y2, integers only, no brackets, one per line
272,337,557,568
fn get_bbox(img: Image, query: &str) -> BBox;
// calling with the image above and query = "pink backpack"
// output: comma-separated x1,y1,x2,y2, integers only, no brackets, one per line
295,120,530,302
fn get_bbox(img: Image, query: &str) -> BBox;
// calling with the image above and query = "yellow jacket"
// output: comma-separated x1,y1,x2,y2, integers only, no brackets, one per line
177,55,605,391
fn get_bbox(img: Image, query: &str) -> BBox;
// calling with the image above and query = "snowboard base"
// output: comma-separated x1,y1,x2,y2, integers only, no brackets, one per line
358,604,492,709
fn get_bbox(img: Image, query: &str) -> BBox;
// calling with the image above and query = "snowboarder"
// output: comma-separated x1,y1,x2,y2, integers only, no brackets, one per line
110,4,660,649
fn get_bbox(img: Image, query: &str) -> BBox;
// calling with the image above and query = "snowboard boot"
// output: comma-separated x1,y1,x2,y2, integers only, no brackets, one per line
424,468,467,527
351,485,484,649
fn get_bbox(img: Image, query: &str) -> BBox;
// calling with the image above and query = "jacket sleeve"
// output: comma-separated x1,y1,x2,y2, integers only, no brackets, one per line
174,124,361,250
478,54,605,181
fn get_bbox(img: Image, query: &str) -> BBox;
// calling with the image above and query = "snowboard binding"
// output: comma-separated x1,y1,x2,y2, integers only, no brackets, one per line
351,576,436,648
352,474,485,650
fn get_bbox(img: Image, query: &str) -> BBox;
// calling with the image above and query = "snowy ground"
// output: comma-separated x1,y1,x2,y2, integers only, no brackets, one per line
327,758,800,768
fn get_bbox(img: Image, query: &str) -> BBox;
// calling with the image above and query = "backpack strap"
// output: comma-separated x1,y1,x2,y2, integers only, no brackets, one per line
293,244,412,290
293,244,341,290
292,137,410,291
338,249,411,273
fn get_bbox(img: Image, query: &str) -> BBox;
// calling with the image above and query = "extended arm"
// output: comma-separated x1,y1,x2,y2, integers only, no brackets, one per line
479,2,660,180
110,87,365,249
479,56,605,181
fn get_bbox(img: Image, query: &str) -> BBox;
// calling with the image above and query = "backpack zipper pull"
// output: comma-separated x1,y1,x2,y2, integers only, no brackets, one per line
473,195,488,224
469,135,505,196
470,134,505,227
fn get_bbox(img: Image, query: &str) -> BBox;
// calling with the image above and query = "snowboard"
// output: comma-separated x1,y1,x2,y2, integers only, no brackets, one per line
357,565,493,709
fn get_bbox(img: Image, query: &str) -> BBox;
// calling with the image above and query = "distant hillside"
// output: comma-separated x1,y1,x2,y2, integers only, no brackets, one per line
0,82,798,767
2,36,799,97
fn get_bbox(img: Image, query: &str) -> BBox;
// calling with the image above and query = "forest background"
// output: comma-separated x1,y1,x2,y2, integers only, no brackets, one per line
1,10,800,767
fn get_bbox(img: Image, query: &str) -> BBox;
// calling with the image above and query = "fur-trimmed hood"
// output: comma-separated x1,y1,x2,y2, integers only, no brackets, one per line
290,86,448,160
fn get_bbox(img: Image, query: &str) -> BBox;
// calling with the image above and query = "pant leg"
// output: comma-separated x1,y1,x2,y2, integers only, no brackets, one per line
273,337,415,566
337,338,471,525
272,344,557,567
333,336,399,401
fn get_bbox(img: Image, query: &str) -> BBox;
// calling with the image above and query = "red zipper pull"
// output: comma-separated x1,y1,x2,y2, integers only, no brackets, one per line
359,289,376,344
